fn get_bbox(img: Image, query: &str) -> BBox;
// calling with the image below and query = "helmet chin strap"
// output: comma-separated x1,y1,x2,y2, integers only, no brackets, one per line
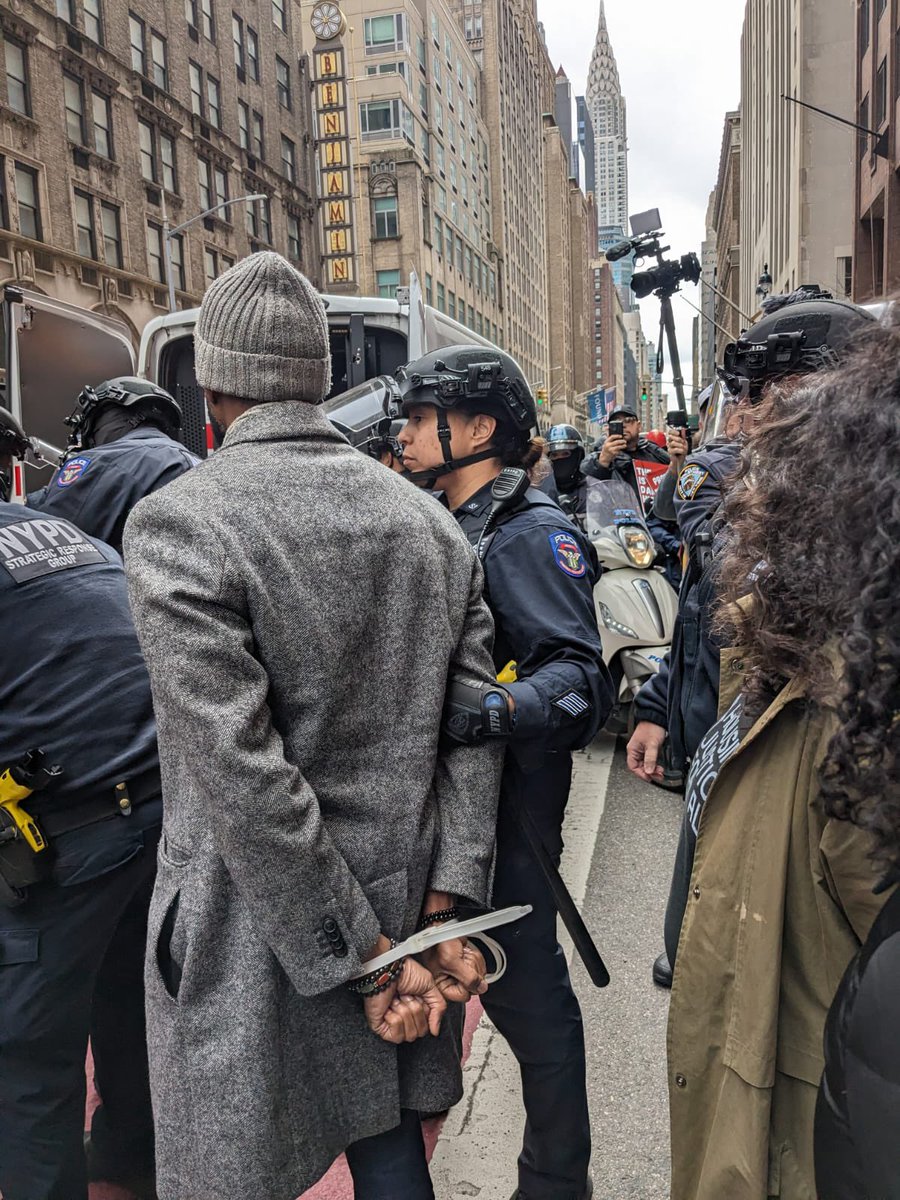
402,407,501,487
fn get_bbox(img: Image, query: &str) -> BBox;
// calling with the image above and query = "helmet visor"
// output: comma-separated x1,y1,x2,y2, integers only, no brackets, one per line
321,377,401,452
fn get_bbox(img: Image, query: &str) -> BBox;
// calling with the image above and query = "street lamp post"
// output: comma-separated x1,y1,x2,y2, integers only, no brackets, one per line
160,191,268,313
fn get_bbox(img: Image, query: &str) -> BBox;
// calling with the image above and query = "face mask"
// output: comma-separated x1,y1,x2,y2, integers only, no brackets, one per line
552,454,582,489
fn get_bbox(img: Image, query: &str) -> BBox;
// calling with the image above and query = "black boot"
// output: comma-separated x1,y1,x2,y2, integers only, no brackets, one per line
652,951,673,988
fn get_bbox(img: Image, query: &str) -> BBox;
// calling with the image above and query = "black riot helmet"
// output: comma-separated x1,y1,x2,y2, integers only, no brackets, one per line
395,345,536,485
0,407,31,501
66,376,182,451
321,376,404,460
547,423,585,491
723,291,876,401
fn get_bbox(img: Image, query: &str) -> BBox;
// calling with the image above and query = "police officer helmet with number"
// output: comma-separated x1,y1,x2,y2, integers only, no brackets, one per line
397,344,612,1200
28,376,196,554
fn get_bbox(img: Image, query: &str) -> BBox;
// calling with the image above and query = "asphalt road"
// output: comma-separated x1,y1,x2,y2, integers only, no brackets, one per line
431,735,683,1200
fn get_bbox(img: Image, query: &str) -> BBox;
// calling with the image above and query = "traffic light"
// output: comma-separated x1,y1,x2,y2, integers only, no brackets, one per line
536,388,548,407
641,384,649,404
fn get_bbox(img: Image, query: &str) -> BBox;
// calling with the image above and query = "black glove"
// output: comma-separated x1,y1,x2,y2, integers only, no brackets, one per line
442,675,514,744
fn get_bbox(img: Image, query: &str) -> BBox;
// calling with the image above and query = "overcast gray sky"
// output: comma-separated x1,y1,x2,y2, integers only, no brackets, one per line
538,0,747,398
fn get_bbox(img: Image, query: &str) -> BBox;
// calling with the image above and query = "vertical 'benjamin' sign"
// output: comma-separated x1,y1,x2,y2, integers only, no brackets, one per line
309,3,355,289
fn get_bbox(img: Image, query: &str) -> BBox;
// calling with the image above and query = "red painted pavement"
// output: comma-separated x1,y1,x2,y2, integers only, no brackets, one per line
83,998,485,1200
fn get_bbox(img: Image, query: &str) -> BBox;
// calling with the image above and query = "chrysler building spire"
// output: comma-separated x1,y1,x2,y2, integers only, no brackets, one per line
586,2,629,235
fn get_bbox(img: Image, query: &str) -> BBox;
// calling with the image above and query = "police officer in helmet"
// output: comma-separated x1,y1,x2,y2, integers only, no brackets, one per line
28,376,197,553
546,423,588,529
397,345,613,1200
321,375,407,472
0,415,161,1199
627,290,877,988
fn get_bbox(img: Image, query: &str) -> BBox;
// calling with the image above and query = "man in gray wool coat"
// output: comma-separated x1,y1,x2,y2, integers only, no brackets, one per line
123,252,505,1200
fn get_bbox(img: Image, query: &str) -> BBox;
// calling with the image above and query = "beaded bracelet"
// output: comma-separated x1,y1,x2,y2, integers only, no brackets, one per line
347,940,405,997
418,906,459,931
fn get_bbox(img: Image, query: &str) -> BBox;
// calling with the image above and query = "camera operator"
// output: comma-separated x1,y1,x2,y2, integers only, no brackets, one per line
582,406,669,503
626,292,877,989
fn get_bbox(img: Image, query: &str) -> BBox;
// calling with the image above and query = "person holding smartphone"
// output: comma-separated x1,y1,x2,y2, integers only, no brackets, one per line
581,405,670,503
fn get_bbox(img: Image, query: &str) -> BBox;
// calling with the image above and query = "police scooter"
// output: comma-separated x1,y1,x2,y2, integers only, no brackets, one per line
586,478,678,735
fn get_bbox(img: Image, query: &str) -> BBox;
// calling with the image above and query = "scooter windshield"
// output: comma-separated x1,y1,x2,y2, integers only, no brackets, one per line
584,479,649,541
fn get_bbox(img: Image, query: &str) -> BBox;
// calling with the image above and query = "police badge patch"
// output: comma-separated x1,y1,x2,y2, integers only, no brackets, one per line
676,463,710,501
548,531,586,578
56,457,92,488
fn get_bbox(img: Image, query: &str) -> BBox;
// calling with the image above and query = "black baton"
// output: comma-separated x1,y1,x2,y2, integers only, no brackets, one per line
509,800,611,988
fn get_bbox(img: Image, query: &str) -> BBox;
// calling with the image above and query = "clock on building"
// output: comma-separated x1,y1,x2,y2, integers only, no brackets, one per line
310,2,345,40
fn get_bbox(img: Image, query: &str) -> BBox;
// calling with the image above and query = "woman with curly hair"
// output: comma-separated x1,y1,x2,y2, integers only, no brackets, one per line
666,323,899,1200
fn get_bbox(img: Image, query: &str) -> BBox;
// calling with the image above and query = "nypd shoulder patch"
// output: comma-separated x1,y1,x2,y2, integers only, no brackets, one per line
56,456,92,488
676,463,710,501
548,530,586,578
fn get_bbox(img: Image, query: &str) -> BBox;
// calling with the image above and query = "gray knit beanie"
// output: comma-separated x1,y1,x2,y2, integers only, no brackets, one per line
194,252,332,404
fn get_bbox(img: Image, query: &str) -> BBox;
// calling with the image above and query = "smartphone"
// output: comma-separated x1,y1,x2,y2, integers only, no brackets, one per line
609,420,624,438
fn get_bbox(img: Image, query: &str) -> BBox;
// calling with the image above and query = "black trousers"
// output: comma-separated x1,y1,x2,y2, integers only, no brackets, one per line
0,823,159,1200
481,753,591,1200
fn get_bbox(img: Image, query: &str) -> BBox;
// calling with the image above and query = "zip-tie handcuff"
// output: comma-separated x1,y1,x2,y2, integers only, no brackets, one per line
353,904,532,985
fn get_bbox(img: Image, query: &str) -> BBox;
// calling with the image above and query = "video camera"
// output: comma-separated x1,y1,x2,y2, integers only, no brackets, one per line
605,209,701,301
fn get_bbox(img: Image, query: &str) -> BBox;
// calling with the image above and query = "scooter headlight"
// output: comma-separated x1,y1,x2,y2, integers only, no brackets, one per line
598,602,638,640
619,526,655,568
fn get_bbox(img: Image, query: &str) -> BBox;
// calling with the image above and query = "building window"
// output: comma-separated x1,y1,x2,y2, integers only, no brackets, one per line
373,194,398,238
364,14,406,55
447,290,456,320
360,98,401,140
91,90,112,158
204,246,233,283
129,16,146,73
232,14,245,73
376,269,400,299
189,61,202,116
859,94,870,158
246,195,271,242
251,110,264,158
417,35,426,69
74,189,95,257
100,200,121,266
150,32,168,89
200,0,215,41
15,163,41,240
272,0,286,33
286,212,301,259
877,0,887,13
434,213,442,251
57,0,75,22
160,132,176,191
139,121,156,181
247,27,260,80
876,57,887,126
276,56,291,108
146,221,164,283
4,39,30,116
84,0,103,44
859,0,870,54
63,73,86,144
424,272,432,305
281,134,296,181
169,231,184,289
436,281,445,312
207,74,221,128
198,157,211,209
837,255,853,297
238,100,250,149
185,0,198,28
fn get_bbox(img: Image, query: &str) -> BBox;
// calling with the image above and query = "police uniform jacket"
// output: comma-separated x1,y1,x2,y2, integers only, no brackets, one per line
123,401,504,1200
453,482,612,764
668,650,886,1200
28,427,198,554
0,504,160,882
633,440,741,767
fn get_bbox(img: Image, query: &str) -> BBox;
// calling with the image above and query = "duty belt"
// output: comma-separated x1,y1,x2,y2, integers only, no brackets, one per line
33,766,161,838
